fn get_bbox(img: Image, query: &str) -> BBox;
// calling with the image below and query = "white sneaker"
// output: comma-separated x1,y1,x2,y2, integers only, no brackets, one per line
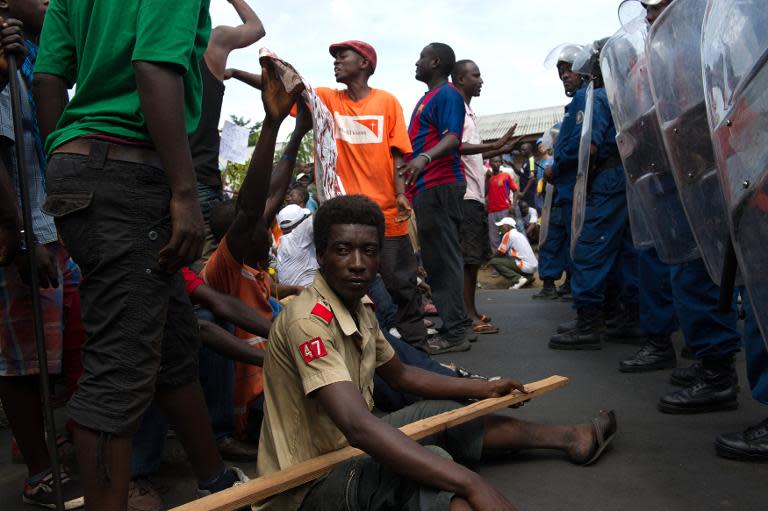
512,277,529,290
388,327,402,339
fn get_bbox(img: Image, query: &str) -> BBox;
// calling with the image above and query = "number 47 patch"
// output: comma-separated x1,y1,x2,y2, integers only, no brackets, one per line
299,337,328,364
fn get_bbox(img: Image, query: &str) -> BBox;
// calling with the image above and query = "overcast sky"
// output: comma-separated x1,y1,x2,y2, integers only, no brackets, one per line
212,0,631,135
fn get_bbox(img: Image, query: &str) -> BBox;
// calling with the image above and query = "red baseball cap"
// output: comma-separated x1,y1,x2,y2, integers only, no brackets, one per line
329,40,377,74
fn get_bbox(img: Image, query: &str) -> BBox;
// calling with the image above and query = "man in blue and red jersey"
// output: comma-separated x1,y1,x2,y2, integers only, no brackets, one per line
400,42,473,354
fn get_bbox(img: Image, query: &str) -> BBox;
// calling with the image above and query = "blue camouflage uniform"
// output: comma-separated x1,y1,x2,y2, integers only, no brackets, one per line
537,85,585,282
570,87,638,309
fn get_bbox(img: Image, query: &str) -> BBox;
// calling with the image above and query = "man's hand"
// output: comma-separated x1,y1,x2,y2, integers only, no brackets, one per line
260,60,303,122
395,193,412,223
492,124,518,151
15,244,59,289
398,155,427,186
466,479,520,511
0,17,27,86
159,194,205,272
295,98,313,136
481,378,527,399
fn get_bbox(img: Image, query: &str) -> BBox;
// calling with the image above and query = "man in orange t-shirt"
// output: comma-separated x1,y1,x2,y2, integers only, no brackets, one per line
312,40,430,348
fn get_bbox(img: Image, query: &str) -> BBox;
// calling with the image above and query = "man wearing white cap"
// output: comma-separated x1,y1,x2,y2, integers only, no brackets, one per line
489,218,538,289
275,204,317,287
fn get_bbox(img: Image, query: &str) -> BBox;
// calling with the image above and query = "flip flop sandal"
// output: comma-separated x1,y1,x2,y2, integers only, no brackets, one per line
478,314,492,323
579,409,617,466
472,323,500,335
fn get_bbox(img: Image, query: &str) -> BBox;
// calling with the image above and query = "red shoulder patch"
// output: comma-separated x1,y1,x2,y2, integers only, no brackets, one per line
299,337,328,364
310,303,334,324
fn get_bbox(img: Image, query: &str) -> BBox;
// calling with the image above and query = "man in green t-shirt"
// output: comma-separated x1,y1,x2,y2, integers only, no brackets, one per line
34,1,249,509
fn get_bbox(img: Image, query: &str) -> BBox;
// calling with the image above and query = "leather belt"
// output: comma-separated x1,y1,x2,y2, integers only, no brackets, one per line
54,138,163,168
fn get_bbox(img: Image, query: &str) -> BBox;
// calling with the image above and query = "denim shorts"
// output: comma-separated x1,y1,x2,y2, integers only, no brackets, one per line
43,141,200,435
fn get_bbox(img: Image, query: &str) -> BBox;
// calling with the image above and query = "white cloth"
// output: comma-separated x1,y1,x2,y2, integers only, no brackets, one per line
461,103,486,204
276,218,318,287
523,208,538,226
498,229,538,274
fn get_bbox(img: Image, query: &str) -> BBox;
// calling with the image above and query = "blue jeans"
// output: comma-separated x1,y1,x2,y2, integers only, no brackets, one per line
538,202,572,282
743,292,768,404
373,331,455,413
671,257,740,360
368,274,398,330
638,248,678,337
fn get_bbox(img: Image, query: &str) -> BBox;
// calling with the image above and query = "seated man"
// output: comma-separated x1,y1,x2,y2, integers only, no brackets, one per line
490,217,538,290
275,204,317,287
518,200,540,245
256,195,616,511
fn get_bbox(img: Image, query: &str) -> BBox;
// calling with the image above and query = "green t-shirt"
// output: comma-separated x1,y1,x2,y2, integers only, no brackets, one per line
35,0,211,154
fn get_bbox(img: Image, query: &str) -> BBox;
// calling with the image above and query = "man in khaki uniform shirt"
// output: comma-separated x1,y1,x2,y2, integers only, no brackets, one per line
257,195,617,511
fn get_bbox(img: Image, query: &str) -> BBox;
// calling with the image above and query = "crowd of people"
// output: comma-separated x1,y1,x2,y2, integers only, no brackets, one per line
0,0,764,510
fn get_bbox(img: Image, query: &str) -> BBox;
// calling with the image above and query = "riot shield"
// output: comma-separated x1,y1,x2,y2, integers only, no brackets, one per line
625,182,654,250
646,0,732,285
570,81,594,257
538,182,555,250
600,18,699,263
702,0,768,343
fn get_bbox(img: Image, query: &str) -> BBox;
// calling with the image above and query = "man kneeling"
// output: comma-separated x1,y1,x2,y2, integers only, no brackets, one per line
256,195,616,511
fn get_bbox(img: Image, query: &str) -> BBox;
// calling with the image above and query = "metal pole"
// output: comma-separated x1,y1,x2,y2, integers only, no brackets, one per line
6,53,65,511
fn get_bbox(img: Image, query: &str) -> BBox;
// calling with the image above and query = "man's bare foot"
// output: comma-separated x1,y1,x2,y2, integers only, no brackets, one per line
567,410,617,465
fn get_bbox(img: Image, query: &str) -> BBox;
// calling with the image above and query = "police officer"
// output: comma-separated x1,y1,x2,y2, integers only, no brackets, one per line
533,44,582,301
548,40,639,351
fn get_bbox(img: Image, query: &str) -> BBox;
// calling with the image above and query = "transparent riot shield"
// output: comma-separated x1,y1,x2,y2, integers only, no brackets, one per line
646,0,732,285
600,18,699,263
570,81,594,257
538,182,555,250
702,0,768,343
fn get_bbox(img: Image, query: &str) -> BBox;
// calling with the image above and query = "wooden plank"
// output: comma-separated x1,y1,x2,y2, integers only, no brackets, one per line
170,375,569,511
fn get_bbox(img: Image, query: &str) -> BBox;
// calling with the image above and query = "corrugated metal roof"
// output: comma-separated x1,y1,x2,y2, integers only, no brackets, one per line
477,105,565,142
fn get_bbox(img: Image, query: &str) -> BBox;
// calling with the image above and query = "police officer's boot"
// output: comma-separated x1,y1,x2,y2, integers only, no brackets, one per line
559,299,619,334
556,278,572,302
619,335,676,373
548,306,603,350
669,362,704,387
658,356,739,414
605,303,644,344
532,279,558,300
556,317,578,333
715,417,768,461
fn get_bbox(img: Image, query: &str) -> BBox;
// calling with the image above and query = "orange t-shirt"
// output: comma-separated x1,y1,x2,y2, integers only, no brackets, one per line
203,237,274,436
315,87,413,237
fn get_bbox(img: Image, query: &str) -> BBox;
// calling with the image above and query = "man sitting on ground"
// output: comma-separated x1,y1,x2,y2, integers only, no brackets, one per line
256,195,616,511
518,200,539,245
490,217,538,290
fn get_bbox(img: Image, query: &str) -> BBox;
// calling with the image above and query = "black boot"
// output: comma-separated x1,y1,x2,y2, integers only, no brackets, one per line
556,279,572,301
533,280,558,300
557,318,578,333
549,307,603,350
658,357,739,414
715,417,768,461
605,303,644,344
669,362,704,387
619,336,677,373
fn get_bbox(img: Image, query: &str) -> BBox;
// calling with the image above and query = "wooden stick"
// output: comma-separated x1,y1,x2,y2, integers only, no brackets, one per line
170,375,569,511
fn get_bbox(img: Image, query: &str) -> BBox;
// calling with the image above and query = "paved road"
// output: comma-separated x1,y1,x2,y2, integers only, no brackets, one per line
1,288,765,510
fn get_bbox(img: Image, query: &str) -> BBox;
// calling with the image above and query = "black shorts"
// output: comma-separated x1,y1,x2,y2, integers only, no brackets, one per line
44,141,200,435
460,199,492,265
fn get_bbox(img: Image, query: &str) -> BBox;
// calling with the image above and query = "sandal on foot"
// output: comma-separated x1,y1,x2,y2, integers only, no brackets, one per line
577,409,617,466
472,322,499,335
478,314,492,323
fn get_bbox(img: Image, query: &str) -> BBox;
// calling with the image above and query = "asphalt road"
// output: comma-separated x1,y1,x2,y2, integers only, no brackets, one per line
1,288,766,510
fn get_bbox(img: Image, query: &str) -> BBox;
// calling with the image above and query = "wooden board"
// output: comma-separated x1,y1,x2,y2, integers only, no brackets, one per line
170,375,569,511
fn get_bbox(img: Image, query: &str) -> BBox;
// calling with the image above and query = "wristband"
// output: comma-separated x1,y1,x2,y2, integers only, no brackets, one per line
417,153,432,164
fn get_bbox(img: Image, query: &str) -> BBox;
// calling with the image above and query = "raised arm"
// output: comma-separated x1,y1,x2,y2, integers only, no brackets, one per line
224,68,262,89
205,0,265,80
225,60,303,265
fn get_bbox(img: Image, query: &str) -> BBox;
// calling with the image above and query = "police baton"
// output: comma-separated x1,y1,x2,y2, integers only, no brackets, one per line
718,236,738,314
6,53,66,511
